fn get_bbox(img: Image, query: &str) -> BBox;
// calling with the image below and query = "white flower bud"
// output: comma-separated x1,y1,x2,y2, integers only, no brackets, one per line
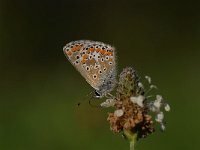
130,95,144,107
155,111,164,123
100,99,116,107
138,82,144,89
145,76,151,84
153,95,163,109
114,109,124,117
148,105,157,112
150,85,157,89
160,123,166,132
156,95,163,101
164,104,170,111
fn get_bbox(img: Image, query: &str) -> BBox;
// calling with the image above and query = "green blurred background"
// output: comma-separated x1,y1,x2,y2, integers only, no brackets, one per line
1,0,200,150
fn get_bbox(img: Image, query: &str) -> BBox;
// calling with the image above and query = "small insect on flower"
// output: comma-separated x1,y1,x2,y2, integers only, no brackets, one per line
63,40,117,98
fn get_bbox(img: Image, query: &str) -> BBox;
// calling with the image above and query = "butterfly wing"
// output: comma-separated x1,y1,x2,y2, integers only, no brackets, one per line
63,40,116,91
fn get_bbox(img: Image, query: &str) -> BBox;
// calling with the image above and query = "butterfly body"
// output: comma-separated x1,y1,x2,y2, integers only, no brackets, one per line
63,40,116,98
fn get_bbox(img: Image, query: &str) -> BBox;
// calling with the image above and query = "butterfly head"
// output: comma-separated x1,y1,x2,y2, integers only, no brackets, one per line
94,90,102,98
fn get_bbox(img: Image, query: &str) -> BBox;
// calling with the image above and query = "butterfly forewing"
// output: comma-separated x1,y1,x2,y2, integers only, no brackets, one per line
63,40,116,91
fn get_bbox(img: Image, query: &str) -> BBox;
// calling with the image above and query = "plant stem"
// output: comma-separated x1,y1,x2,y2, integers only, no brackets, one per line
123,130,137,150
130,138,136,150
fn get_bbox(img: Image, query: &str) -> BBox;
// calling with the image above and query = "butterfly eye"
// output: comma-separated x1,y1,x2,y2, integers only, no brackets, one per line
94,90,101,98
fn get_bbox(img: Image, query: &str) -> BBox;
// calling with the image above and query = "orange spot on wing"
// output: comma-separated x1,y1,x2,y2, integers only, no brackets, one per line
81,59,85,64
91,58,95,64
71,46,77,52
96,48,101,53
86,49,90,53
71,45,82,52
90,48,95,52
76,45,82,51
105,52,113,56
66,51,72,56
82,54,88,59
100,50,106,55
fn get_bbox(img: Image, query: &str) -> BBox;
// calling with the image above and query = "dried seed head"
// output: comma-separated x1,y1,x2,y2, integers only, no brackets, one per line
105,67,170,140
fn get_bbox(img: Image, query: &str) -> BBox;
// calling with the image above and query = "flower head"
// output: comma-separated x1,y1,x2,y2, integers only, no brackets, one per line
101,67,170,140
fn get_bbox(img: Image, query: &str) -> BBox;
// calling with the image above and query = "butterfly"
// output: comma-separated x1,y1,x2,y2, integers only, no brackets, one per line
63,40,117,98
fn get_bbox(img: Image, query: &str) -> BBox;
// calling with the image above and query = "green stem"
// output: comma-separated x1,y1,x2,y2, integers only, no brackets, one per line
123,130,137,150
130,138,136,150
